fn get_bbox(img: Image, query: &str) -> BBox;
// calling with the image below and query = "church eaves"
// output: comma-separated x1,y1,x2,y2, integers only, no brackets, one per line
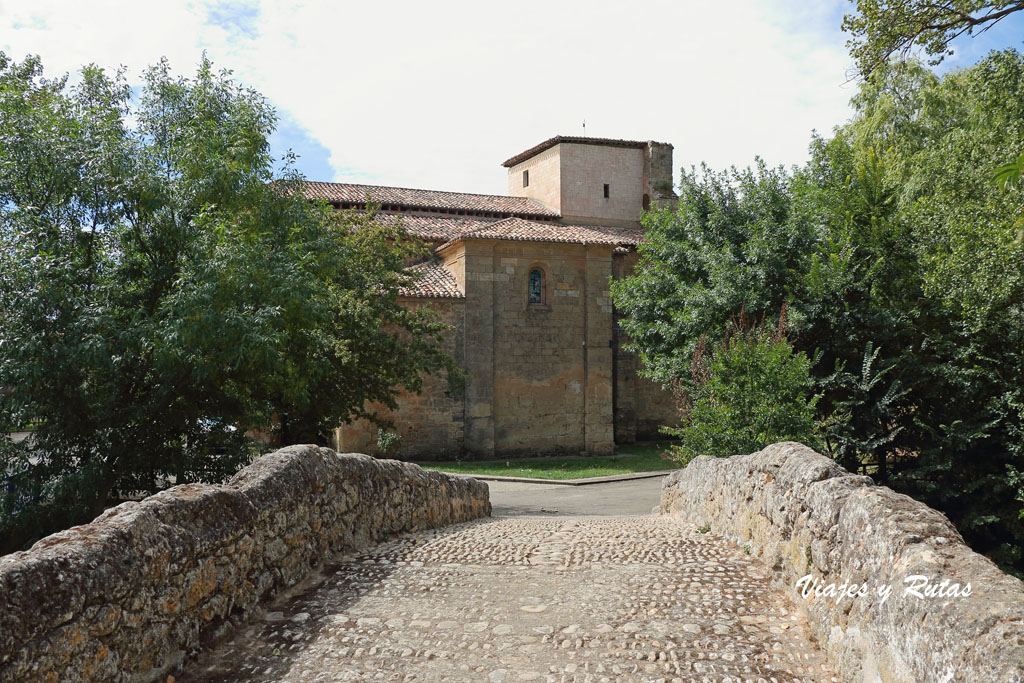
501,136,668,168
434,217,643,251
300,181,558,219
379,215,496,242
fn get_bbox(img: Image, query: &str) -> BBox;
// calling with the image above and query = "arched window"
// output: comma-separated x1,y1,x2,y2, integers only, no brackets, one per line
528,269,543,304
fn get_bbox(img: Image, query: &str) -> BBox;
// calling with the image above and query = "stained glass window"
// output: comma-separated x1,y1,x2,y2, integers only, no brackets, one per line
529,269,543,304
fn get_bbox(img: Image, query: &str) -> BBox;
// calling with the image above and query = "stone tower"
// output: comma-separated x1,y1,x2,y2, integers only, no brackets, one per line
502,136,677,227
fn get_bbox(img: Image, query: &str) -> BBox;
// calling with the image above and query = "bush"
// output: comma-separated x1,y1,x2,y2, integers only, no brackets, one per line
376,429,403,456
664,310,819,466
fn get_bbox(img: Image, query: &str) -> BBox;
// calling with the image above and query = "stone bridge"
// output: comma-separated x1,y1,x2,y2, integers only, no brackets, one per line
1,443,1022,682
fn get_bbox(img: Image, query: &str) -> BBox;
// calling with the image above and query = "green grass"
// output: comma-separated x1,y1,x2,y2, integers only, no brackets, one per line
421,442,678,480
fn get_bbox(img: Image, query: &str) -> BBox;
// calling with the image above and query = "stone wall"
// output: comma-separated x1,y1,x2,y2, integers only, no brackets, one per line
338,297,466,460
611,250,678,443
506,141,652,227
659,442,1024,682
0,446,490,682
558,143,645,227
476,239,615,457
342,241,679,460
507,144,562,214
643,141,677,209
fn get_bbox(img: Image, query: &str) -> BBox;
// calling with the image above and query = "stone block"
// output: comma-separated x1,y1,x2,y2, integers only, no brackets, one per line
0,447,489,682
660,442,1024,682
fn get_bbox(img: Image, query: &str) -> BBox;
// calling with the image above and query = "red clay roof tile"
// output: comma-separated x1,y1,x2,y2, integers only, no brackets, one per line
382,215,498,242
300,181,558,218
435,217,643,250
399,261,464,299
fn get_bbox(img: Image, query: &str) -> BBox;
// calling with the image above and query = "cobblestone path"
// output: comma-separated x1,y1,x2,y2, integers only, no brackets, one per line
181,516,838,682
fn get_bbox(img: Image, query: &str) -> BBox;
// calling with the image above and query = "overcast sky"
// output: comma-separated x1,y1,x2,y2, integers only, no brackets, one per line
3,1,1023,195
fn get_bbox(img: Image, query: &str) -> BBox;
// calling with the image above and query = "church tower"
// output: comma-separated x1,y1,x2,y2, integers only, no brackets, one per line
502,136,677,228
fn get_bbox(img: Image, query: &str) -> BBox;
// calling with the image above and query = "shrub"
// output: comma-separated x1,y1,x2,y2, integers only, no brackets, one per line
376,429,403,456
664,309,819,466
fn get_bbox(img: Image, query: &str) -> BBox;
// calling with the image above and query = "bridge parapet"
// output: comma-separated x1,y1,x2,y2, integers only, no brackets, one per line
0,445,489,682
660,441,1024,683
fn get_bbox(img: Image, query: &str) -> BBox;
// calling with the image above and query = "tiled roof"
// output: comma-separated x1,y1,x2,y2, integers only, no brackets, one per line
381,214,496,242
399,261,464,299
437,217,643,250
300,181,558,218
502,136,670,167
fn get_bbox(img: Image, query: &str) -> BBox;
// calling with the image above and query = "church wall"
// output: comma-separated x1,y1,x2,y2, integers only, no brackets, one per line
460,243,498,458
581,245,616,452
645,141,678,208
443,244,466,293
478,240,615,457
343,240,620,461
559,144,645,226
506,144,561,213
339,246,674,461
611,250,679,443
336,297,466,461
634,363,678,439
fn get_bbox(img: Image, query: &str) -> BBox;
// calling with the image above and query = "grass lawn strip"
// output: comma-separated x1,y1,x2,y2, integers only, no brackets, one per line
420,444,675,481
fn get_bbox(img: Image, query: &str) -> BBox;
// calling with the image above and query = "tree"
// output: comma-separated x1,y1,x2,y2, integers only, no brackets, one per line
663,310,820,466
609,161,813,387
0,54,454,553
612,139,918,479
848,53,1024,571
612,50,1024,574
843,0,1024,77
843,0,1024,190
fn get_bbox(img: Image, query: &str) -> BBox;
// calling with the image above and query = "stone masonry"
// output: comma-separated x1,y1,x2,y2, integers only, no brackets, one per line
0,446,489,682
341,298,469,456
324,135,680,461
340,236,674,461
506,138,675,227
660,441,1024,682
180,515,839,682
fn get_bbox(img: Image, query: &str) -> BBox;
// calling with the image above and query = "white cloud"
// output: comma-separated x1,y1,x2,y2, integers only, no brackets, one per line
1,0,858,193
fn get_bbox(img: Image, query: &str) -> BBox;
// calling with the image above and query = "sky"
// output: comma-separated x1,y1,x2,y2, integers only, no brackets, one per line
2,1,1022,196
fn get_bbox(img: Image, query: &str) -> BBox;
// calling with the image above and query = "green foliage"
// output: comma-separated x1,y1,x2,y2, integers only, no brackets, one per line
856,56,1024,574
818,343,908,475
0,54,453,553
663,312,819,467
993,152,1024,189
610,161,814,386
1009,466,1024,520
843,0,1024,77
613,49,1024,574
376,429,403,456
843,0,1024,203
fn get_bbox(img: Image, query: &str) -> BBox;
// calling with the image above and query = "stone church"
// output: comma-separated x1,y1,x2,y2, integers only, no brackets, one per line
301,136,678,460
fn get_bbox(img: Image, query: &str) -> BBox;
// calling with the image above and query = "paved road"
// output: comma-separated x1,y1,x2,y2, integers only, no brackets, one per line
486,476,666,517
181,480,837,682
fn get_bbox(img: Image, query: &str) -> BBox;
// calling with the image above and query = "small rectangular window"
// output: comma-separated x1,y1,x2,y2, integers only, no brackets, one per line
603,183,610,198
523,170,529,187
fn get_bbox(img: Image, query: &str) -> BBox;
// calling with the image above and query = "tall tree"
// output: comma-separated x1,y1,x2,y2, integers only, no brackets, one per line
0,54,454,553
843,0,1024,77
612,50,1024,574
